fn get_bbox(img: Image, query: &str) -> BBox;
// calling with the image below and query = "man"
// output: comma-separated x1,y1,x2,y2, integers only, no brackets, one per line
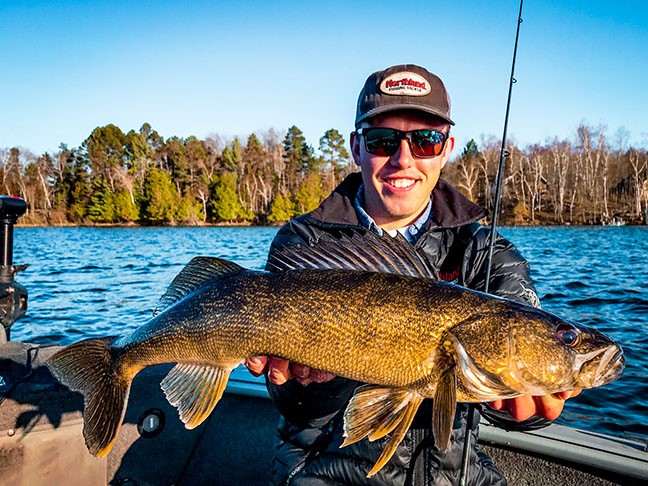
247,64,579,485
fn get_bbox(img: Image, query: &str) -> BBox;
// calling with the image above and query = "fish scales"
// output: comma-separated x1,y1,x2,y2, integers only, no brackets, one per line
116,269,489,390
47,231,625,477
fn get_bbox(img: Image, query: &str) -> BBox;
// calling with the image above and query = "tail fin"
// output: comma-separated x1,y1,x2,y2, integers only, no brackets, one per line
47,337,130,458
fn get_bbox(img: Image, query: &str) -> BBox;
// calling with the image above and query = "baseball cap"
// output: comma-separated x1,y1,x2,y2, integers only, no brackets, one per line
355,64,454,127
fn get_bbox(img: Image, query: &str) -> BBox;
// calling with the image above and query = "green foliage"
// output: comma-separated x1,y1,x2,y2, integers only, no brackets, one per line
221,138,242,172
60,149,91,223
283,126,316,178
84,124,127,179
319,128,350,173
87,176,116,223
113,190,139,222
267,193,295,223
295,172,324,214
141,168,178,224
209,172,250,222
461,139,480,159
176,193,204,224
164,136,189,190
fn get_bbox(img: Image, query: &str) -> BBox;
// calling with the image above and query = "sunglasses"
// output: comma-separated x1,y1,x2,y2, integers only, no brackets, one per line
357,127,448,158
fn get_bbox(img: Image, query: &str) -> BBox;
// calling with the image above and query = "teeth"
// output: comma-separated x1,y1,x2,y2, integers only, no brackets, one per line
388,179,415,188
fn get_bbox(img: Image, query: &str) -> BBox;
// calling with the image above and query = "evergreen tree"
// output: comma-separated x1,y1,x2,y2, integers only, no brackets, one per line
141,168,177,224
113,189,139,222
209,172,249,222
267,193,295,223
84,124,127,192
461,139,480,158
283,126,315,191
60,148,91,223
163,136,190,193
319,128,351,176
176,193,204,225
87,176,116,222
221,138,242,173
239,133,269,216
295,172,324,213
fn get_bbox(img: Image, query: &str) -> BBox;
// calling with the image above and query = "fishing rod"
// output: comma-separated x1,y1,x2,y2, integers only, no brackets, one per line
459,1,524,485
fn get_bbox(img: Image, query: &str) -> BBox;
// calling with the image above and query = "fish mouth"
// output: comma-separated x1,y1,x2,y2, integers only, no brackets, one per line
575,344,625,388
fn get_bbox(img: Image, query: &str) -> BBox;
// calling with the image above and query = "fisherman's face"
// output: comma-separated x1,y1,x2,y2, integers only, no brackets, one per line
351,111,455,231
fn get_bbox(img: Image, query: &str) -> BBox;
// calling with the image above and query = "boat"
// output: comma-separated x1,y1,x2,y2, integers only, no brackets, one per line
1,197,647,485
602,217,626,227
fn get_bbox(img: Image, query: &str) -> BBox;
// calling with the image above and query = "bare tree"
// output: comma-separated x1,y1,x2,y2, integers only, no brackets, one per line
629,149,648,217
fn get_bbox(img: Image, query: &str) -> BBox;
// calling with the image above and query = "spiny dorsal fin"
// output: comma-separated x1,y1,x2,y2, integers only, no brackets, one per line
154,257,245,316
267,230,438,280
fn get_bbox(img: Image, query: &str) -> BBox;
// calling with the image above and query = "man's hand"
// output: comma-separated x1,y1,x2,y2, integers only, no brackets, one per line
489,390,582,421
244,356,336,386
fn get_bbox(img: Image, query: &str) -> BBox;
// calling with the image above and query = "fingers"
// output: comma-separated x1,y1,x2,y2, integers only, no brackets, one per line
244,356,292,385
506,395,537,422
293,364,336,385
488,399,504,410
533,395,566,421
292,363,313,385
553,389,582,400
244,356,336,386
495,390,582,422
268,356,291,385
244,356,268,377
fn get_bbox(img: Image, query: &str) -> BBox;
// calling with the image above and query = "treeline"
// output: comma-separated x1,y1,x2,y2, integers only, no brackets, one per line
1,123,354,226
2,122,647,226
445,124,648,225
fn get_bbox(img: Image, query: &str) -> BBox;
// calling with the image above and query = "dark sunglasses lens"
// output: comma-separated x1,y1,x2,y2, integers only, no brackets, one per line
364,129,400,156
410,130,446,157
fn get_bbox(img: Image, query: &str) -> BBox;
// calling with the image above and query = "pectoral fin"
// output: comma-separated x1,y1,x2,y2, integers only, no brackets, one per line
432,366,457,450
341,385,424,478
160,363,232,429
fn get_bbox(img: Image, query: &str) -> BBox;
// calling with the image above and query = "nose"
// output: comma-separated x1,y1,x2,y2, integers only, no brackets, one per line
389,139,414,168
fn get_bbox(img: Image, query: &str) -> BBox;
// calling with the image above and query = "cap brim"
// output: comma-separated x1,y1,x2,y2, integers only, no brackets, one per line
356,104,455,127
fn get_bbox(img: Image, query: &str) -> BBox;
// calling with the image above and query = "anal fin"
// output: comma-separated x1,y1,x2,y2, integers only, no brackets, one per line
160,363,232,429
341,385,424,478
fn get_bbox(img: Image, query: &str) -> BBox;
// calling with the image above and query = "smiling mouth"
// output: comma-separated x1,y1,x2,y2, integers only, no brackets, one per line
384,178,417,189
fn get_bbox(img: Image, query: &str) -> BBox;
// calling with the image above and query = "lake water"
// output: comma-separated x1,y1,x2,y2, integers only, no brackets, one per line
9,225,648,441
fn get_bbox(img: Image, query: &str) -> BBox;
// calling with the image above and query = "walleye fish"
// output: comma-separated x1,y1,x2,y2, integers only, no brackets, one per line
47,231,625,478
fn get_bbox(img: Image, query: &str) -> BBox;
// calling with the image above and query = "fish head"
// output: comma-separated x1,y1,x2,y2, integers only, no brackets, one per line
565,320,626,389
447,305,625,400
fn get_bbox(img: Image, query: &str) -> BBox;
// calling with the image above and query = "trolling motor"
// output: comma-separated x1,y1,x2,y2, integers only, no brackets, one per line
0,196,28,343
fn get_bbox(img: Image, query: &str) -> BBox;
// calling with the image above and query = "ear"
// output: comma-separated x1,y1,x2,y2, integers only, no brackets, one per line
440,135,455,170
350,131,362,167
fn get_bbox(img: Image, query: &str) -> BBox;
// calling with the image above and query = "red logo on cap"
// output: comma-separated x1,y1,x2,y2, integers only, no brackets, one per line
385,78,427,90
380,71,431,96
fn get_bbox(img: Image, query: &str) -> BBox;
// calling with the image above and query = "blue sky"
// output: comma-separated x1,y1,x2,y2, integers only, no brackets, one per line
1,0,646,157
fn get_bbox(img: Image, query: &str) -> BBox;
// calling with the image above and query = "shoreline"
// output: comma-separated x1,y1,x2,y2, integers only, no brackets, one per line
14,221,645,229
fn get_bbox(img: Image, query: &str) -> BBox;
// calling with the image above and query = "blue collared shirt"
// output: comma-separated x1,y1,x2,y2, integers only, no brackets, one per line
354,184,432,243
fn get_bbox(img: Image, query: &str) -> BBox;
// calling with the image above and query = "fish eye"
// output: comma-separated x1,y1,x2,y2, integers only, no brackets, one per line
556,324,582,347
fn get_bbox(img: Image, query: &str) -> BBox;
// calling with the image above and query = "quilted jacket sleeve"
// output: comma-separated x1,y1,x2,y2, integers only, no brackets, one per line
460,224,540,307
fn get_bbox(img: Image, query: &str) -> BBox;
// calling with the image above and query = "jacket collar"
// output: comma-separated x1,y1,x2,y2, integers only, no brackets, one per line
306,172,488,229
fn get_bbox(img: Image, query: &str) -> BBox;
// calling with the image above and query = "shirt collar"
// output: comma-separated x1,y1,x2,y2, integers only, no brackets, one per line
354,184,432,243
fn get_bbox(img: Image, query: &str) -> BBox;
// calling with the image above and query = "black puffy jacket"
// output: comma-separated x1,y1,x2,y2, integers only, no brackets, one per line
265,173,543,485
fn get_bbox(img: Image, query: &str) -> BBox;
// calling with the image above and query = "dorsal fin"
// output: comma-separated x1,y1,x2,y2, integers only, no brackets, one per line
267,230,438,280
153,257,245,316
